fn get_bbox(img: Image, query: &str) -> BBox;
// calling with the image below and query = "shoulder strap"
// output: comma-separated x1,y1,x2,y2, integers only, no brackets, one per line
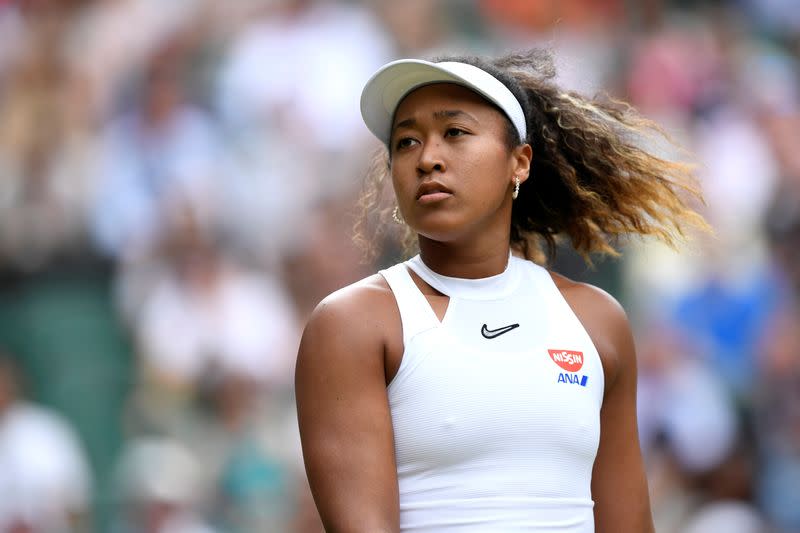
379,263,440,345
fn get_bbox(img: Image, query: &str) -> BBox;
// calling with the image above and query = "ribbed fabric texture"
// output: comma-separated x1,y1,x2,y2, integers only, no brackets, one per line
379,255,604,532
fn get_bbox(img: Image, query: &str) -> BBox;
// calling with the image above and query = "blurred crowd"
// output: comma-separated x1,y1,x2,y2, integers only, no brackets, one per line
0,0,797,531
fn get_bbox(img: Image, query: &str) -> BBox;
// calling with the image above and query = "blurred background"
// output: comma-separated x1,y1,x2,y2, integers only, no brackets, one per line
0,0,798,531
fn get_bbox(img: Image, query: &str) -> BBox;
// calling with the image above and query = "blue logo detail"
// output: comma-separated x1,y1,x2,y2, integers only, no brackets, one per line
557,373,588,387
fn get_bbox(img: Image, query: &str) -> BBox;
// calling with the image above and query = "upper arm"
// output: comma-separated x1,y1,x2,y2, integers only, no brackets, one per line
558,279,654,533
295,285,400,533
590,298,654,533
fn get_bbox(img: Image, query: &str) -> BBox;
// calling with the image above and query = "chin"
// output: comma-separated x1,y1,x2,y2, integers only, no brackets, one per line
411,215,473,244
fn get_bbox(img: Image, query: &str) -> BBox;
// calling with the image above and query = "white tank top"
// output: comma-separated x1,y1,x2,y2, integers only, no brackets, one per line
379,254,604,532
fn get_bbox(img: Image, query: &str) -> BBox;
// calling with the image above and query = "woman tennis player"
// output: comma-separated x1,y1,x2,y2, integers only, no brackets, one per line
295,49,706,532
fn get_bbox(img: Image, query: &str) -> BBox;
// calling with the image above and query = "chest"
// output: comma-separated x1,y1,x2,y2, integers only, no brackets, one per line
387,293,604,471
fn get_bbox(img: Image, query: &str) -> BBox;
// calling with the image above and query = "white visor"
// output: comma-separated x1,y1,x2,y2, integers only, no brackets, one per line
360,59,527,145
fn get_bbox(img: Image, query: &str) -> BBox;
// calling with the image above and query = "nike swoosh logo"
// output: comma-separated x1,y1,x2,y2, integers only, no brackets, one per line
481,323,520,339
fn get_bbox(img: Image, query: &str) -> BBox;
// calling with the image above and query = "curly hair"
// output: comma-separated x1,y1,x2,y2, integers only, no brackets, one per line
353,49,709,265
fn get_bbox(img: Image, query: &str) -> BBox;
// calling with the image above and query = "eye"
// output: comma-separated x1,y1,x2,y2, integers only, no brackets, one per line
445,127,467,138
394,137,418,150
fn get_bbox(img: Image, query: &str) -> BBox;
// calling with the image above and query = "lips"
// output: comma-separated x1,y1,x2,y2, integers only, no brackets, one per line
415,181,453,202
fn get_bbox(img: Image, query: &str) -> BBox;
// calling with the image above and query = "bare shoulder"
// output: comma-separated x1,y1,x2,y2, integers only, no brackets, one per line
548,271,628,325
303,273,397,344
548,271,634,388
310,273,394,320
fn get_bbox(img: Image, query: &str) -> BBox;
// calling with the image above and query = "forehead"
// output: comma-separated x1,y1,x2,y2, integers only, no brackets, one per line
393,83,505,124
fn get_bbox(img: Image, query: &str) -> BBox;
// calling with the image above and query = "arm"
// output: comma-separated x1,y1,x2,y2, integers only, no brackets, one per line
295,283,400,533
590,297,654,533
556,277,655,533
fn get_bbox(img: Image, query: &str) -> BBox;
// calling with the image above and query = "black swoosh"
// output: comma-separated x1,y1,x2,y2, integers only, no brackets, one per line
481,323,520,339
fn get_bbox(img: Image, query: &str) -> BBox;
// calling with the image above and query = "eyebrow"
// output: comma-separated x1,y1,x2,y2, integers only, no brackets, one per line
393,109,478,132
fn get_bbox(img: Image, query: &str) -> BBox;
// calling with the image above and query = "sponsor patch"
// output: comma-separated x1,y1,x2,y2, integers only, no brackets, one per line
557,373,588,386
548,349,584,372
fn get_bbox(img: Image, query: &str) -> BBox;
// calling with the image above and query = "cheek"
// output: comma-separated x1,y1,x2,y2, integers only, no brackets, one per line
462,149,512,197
390,164,416,203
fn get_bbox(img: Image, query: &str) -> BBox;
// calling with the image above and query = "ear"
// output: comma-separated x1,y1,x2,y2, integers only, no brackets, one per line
511,143,532,184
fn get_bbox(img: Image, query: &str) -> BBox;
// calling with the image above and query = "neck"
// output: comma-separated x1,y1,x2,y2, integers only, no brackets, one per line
417,233,511,279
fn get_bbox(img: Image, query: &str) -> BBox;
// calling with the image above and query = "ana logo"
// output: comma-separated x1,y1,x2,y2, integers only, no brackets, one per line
558,373,588,387
548,349,584,372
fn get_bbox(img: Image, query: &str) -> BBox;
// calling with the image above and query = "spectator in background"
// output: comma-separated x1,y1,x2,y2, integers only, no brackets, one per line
215,0,390,151
371,0,454,56
91,40,222,262
126,204,298,405
213,0,392,264
764,112,800,297
635,322,761,533
66,0,205,122
117,204,303,533
0,2,24,77
113,437,215,533
0,354,92,532
681,501,765,533
0,0,97,273
753,304,800,531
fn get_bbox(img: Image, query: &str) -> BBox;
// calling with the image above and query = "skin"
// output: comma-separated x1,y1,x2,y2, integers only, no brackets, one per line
295,83,654,533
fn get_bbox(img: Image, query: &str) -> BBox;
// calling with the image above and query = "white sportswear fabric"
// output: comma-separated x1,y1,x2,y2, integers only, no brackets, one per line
379,255,604,532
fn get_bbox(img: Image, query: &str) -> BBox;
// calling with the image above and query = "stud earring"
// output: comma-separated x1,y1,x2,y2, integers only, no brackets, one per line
512,177,520,200
392,206,404,224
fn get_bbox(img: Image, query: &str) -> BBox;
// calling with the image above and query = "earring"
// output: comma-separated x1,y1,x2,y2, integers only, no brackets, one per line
392,206,404,224
512,177,520,200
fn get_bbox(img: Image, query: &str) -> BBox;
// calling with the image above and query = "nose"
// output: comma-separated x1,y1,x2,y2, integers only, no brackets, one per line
416,140,446,176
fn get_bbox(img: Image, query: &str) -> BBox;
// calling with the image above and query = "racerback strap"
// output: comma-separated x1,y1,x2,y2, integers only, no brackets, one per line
379,263,440,346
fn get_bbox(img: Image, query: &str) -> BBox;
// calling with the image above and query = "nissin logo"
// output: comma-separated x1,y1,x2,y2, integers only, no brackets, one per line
548,349,584,372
